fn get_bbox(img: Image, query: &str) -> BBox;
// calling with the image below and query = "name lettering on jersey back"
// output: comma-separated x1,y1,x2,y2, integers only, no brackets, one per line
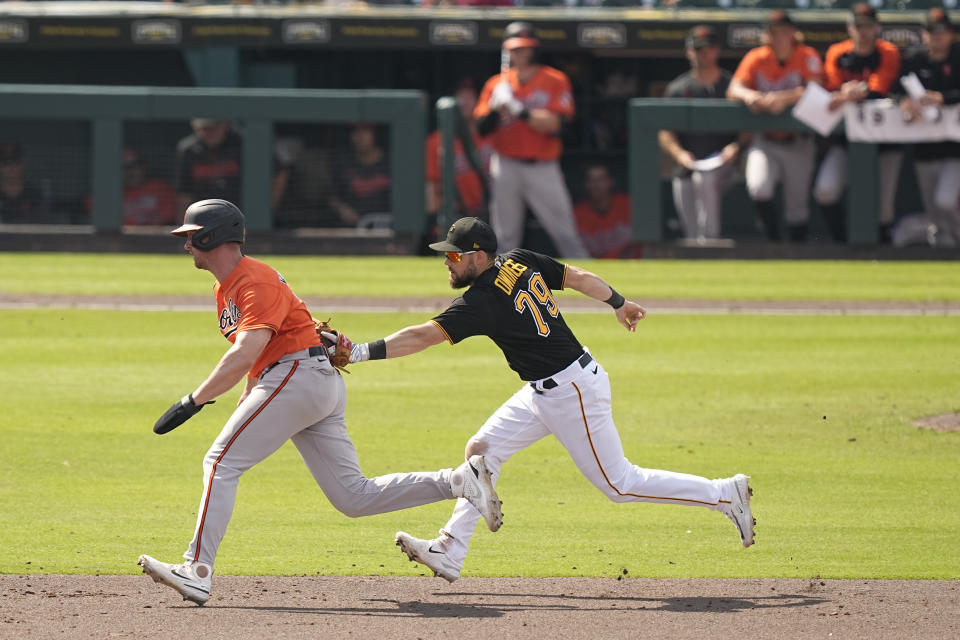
494,258,528,295
220,297,242,336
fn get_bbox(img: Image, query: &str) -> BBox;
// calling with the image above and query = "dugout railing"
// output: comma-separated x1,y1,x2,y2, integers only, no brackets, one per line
0,83,425,236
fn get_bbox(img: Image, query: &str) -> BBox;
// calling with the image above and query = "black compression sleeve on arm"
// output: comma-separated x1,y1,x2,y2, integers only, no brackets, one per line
368,339,387,360
476,112,501,138
604,288,626,310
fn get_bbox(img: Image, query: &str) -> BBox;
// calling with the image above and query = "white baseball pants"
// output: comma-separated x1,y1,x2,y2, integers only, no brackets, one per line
184,349,455,569
435,352,730,569
489,154,589,258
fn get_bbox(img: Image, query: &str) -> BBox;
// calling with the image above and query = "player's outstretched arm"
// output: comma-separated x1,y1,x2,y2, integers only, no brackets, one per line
564,265,646,332
349,321,447,363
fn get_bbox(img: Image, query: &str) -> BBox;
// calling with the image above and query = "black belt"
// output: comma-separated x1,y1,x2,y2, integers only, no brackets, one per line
530,352,593,391
262,345,327,377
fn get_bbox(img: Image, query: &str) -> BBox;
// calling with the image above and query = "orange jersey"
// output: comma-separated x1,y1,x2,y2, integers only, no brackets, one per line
474,65,574,162
732,44,823,92
214,256,320,378
425,130,492,210
573,193,635,259
823,39,901,96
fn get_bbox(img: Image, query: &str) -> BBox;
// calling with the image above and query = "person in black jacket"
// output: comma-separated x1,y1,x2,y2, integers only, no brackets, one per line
898,7,960,246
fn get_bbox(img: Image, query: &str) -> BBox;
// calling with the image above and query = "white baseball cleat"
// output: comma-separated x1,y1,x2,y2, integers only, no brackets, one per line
395,531,461,583
138,554,212,606
718,474,755,547
450,454,503,532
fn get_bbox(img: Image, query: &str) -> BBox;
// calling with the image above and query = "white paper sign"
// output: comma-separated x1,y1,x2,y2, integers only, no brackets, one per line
844,100,952,143
792,82,844,136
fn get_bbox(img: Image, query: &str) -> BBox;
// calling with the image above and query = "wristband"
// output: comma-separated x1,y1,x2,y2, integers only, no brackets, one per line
604,288,625,310
368,338,387,360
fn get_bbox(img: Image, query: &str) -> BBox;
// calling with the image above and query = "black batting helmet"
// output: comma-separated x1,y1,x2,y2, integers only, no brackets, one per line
503,22,539,50
171,199,246,251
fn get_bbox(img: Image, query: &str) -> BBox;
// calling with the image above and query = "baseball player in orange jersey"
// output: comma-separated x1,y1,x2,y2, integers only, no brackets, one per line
727,11,824,242
814,2,902,243
333,217,754,582
475,22,588,258
137,200,502,606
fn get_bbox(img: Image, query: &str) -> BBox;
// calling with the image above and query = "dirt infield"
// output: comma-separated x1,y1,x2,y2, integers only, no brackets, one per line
3,575,957,639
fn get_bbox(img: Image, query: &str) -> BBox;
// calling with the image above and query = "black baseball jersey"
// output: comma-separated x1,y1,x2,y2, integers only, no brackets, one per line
899,43,960,161
431,249,584,381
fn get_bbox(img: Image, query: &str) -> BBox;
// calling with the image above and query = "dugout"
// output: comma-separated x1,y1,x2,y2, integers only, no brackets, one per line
0,3,944,252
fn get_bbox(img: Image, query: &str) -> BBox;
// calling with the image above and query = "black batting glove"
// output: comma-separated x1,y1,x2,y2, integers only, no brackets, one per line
153,393,214,435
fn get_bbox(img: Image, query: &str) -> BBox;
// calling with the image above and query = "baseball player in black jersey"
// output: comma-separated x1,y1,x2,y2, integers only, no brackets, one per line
896,8,960,246
337,217,754,582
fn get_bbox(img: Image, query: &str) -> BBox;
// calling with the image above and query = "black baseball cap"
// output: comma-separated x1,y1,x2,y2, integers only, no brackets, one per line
850,3,878,27
767,10,795,29
428,217,498,253
925,7,953,33
686,25,718,50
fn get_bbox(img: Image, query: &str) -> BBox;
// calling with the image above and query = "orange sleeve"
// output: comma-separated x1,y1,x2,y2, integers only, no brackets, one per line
823,43,847,91
869,41,901,96
235,283,285,334
473,75,500,119
425,131,439,182
732,49,761,88
547,71,575,119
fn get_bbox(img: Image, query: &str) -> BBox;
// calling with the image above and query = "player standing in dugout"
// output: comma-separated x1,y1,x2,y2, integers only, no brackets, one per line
727,10,824,243
896,7,960,247
330,217,755,582
814,2,902,244
474,22,589,259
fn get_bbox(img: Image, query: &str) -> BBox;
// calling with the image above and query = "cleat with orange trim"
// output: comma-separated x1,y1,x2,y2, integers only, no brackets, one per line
718,474,755,547
138,554,212,605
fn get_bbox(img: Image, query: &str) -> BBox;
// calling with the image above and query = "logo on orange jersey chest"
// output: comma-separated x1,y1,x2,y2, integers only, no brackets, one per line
219,298,242,337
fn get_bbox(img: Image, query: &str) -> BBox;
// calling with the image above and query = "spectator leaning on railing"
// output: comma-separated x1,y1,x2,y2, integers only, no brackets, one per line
659,25,742,242
727,11,823,243
895,7,960,246
814,3,901,244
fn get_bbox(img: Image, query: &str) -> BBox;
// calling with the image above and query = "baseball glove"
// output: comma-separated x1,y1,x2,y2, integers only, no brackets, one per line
314,317,353,373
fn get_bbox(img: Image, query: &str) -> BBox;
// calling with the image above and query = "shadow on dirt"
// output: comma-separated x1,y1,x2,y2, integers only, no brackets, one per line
208,592,828,619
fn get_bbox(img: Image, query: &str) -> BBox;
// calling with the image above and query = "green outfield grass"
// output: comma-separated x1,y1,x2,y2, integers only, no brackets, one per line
3,253,960,301
1,307,957,580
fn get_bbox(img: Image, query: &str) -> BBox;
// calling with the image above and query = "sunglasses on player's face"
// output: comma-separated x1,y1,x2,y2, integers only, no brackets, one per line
444,250,478,263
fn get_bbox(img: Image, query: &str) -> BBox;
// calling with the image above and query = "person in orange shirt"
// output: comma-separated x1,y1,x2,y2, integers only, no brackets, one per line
474,21,588,258
573,163,638,258
727,11,824,242
138,199,502,606
814,2,903,243
423,79,493,252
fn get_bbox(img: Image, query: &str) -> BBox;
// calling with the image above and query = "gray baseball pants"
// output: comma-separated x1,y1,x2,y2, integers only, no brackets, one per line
744,135,816,225
672,163,737,239
184,349,455,568
914,158,960,242
813,146,903,225
489,153,589,258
